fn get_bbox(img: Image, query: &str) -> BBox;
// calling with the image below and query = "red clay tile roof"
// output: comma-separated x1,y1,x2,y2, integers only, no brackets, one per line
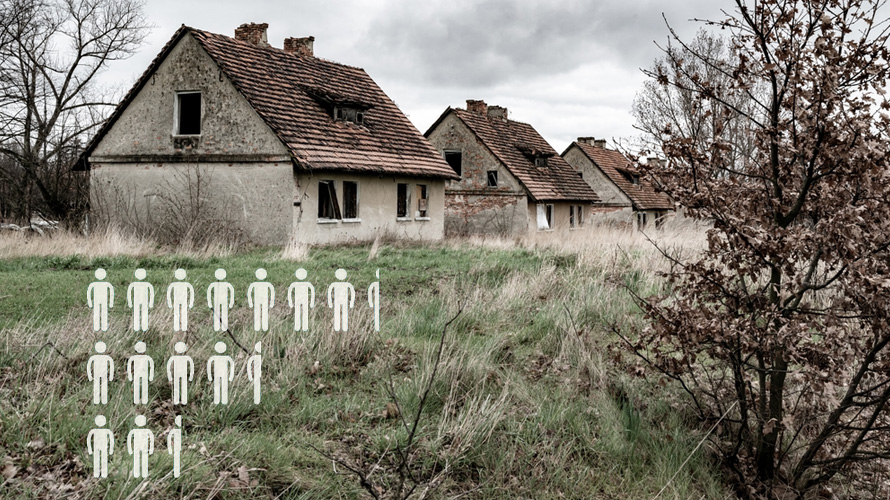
570,142,674,211
78,26,457,180
429,108,600,202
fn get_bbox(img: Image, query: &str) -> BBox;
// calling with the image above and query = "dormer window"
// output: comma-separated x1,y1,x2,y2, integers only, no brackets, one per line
334,106,364,125
619,169,641,186
175,91,201,135
534,156,548,168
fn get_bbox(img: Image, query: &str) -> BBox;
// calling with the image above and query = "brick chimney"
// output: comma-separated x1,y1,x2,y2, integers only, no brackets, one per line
235,23,269,46
577,137,607,149
487,105,508,121
284,36,314,56
466,99,487,115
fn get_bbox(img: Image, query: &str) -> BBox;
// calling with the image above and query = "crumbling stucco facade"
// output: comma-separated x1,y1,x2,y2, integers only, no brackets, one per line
425,112,529,236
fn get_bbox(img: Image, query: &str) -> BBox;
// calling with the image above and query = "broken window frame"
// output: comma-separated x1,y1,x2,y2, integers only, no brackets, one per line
444,150,462,177
534,156,548,168
334,106,364,125
416,184,428,218
536,203,554,230
318,180,341,220
343,181,359,220
396,183,410,218
487,170,498,187
570,205,584,228
175,91,202,136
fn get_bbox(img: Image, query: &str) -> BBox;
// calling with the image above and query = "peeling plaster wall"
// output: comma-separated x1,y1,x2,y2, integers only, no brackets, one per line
293,172,445,244
90,33,293,245
426,113,529,236
562,146,631,208
91,162,292,245
93,33,289,157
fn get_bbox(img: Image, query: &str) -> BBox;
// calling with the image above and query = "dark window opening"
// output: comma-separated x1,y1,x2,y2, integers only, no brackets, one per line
546,204,553,228
535,156,548,168
177,92,201,135
445,151,462,176
318,181,341,219
416,184,428,217
570,206,575,228
487,170,498,187
343,181,358,219
637,211,648,229
578,172,584,179
397,183,409,217
334,107,364,124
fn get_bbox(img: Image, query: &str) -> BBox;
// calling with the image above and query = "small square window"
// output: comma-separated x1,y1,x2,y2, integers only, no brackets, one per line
487,170,498,187
535,156,548,168
397,183,409,218
176,92,201,135
444,151,462,177
343,181,358,219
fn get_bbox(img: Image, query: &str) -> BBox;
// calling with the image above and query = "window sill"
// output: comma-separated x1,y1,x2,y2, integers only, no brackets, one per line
415,217,431,221
341,218,362,224
396,217,412,222
317,219,339,224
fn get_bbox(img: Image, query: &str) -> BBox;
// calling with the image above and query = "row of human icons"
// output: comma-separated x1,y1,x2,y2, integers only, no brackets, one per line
87,267,382,333
87,414,182,479
88,341,262,406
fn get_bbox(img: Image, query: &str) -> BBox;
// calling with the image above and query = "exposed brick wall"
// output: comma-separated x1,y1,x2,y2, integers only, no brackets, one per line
283,36,314,56
234,23,268,46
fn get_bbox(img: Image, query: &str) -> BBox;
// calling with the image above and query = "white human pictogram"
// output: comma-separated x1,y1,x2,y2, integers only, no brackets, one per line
86,415,114,478
207,342,235,405
327,268,355,332
167,415,183,478
127,341,154,405
87,341,114,404
247,268,275,332
167,342,194,405
87,268,114,332
368,268,381,332
166,268,195,332
246,342,262,404
127,415,154,479
127,269,154,332
207,269,235,331
288,268,315,332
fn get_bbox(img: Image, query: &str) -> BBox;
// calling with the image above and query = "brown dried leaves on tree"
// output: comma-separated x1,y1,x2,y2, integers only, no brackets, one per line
630,0,890,497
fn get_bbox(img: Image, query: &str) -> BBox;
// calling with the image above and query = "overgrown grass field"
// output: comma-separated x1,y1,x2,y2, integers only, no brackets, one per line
0,226,731,499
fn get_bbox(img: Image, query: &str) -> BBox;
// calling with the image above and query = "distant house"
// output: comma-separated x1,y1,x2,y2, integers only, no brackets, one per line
77,23,457,245
562,138,674,229
425,100,600,236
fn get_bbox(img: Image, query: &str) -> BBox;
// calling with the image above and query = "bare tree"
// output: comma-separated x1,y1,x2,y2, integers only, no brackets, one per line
0,0,148,225
633,29,762,178
621,1,890,497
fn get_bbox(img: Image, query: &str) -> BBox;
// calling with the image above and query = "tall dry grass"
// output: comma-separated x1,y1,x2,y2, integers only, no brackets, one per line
0,225,239,259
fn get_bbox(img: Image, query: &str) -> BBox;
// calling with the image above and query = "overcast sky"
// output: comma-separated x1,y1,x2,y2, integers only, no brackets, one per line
101,0,726,153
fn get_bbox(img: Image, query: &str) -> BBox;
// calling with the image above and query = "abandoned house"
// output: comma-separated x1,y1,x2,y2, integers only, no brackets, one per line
424,100,601,236
77,23,458,245
562,138,674,229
